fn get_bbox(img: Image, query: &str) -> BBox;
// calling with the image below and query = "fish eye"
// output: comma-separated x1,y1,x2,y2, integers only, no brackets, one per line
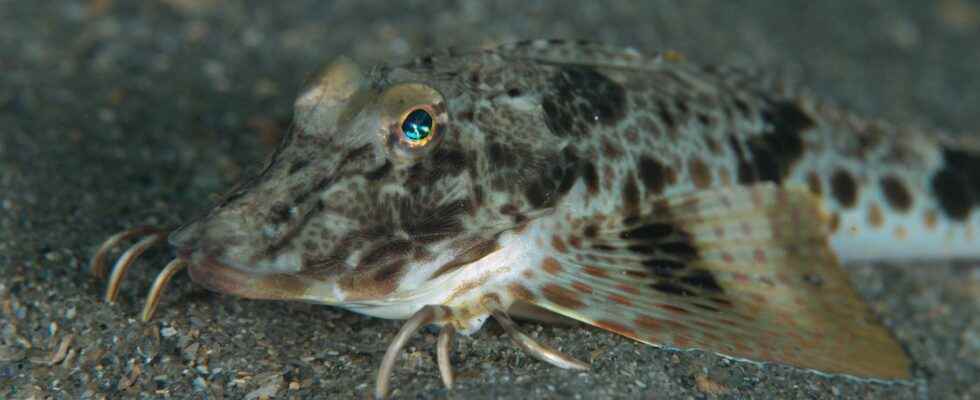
379,83,446,159
400,108,435,144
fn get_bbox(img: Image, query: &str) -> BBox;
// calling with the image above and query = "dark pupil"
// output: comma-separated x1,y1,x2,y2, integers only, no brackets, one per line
401,109,433,141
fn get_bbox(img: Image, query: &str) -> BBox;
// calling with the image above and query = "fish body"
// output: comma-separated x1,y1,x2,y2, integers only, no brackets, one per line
91,40,980,397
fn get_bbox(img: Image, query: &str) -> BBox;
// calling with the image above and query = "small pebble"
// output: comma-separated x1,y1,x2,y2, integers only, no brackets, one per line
161,327,178,338
193,376,208,391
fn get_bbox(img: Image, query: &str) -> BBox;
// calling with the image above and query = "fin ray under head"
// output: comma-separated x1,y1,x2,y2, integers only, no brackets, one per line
523,183,910,380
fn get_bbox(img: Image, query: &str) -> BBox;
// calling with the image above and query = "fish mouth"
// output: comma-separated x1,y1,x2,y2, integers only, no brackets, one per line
188,255,339,304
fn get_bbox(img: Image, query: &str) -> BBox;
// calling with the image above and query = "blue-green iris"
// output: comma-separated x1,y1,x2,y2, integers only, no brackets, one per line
401,109,433,141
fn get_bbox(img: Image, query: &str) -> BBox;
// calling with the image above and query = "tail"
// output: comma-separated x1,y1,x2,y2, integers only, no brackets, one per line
789,102,980,262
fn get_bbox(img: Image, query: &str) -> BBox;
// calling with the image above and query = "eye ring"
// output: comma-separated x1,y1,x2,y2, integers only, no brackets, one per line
399,107,436,147
395,104,440,149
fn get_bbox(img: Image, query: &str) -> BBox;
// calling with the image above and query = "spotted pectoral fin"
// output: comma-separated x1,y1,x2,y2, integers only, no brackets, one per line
521,184,911,380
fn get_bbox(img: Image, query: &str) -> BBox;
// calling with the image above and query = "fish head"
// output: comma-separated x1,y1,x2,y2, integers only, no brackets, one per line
167,50,576,307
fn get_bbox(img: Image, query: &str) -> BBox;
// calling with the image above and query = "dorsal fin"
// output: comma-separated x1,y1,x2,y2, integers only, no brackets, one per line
518,183,910,379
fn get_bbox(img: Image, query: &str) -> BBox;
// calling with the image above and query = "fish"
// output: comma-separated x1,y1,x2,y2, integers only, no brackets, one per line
89,39,980,398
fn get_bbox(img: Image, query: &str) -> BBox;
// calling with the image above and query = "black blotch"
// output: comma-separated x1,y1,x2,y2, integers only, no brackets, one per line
507,88,522,97
592,244,616,251
741,100,813,183
365,160,392,181
637,156,668,195
542,66,627,138
651,282,695,296
831,169,859,208
680,269,723,293
620,223,673,240
627,244,658,254
659,241,698,259
641,259,686,277
932,148,980,221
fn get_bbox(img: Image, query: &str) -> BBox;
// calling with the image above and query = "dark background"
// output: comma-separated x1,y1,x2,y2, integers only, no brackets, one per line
1,1,978,398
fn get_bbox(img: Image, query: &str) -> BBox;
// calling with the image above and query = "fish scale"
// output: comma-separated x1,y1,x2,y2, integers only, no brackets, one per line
89,40,980,398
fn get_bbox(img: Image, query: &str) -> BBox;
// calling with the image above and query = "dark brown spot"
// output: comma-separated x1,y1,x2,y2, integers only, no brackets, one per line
868,203,885,228
680,269,723,293
651,282,695,296
524,147,580,208
288,159,310,175
542,66,627,138
634,315,664,331
583,224,599,238
582,265,608,278
508,283,534,301
601,138,623,158
365,160,391,180
638,156,668,195
541,284,586,309
642,259,686,277
268,202,291,224
828,213,841,233
622,174,641,220
656,99,676,129
924,210,938,230
571,281,593,294
830,169,859,208
541,257,562,275
688,158,712,189
551,236,567,253
880,175,913,213
582,161,599,195
620,223,673,240
806,171,822,195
